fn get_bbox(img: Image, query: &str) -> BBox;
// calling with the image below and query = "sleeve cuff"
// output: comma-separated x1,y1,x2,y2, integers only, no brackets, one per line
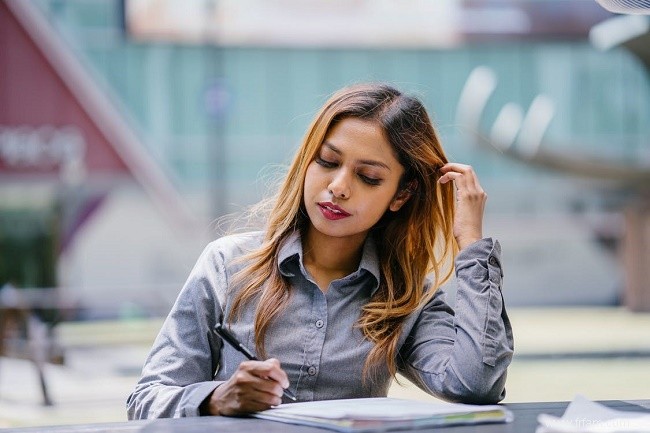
456,238,502,277
180,381,223,417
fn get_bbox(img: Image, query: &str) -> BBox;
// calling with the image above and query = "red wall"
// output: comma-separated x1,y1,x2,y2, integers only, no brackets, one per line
0,2,129,177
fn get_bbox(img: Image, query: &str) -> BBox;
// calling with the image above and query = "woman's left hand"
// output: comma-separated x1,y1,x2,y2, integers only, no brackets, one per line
438,163,487,250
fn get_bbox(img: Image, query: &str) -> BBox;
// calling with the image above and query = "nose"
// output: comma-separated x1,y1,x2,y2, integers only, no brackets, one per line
328,171,351,199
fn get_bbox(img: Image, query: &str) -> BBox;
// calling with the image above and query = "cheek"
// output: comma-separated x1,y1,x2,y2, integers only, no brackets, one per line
303,163,319,197
360,191,396,219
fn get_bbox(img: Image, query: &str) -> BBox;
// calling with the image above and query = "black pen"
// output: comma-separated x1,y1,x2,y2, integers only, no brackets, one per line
215,323,297,401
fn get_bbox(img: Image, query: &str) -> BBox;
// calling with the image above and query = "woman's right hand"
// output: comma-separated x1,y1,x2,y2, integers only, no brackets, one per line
203,358,290,416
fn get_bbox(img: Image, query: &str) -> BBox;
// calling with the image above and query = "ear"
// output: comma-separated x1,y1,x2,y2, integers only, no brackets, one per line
389,179,417,212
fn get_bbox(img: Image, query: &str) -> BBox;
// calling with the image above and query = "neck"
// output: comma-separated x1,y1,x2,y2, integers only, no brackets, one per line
302,228,368,284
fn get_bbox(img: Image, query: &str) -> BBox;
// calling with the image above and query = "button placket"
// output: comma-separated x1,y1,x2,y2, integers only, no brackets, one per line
299,285,326,398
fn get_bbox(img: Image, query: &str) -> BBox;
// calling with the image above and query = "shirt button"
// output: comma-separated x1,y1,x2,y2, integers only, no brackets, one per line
489,256,498,266
308,366,317,376
315,319,324,328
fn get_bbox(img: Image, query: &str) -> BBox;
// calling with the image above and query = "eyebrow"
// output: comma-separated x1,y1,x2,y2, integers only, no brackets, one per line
322,142,392,171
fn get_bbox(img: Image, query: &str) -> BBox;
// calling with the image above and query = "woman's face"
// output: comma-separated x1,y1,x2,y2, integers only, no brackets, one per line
303,117,410,243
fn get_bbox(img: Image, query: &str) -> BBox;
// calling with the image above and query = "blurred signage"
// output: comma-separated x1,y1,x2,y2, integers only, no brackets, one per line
0,0,199,243
124,0,612,47
0,1,129,178
0,125,85,172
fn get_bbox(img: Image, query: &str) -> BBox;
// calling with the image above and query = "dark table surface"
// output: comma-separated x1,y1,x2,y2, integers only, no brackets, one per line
4,400,650,433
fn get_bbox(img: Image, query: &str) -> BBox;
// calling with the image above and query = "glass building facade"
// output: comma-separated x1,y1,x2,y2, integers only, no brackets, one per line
33,0,650,210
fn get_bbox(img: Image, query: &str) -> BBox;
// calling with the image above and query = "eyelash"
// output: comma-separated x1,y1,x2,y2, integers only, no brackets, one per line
315,157,336,169
315,157,382,186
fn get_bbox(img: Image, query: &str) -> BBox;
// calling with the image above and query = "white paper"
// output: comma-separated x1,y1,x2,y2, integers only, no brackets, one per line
263,397,508,420
537,395,650,433
254,398,513,432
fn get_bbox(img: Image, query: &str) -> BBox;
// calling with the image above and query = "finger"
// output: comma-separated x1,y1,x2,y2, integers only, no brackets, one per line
244,358,290,390
438,166,482,193
438,172,472,191
438,162,472,174
262,358,290,389
438,171,462,185
230,370,284,404
227,389,281,414
214,375,282,416
247,387,283,408
239,362,289,400
438,164,466,182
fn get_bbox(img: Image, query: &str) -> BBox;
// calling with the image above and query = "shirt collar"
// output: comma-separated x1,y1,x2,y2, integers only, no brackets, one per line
277,231,303,277
277,231,381,294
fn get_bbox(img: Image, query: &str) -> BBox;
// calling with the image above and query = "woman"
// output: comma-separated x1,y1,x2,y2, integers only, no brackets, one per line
127,83,514,419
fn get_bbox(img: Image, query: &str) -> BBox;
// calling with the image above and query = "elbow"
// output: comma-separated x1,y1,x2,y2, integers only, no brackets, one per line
439,357,511,405
461,373,508,404
126,391,143,420
126,398,137,420
440,378,507,405
126,389,159,420
462,342,513,404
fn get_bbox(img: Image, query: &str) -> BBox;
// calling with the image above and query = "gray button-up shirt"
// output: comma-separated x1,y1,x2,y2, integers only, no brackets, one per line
127,231,513,419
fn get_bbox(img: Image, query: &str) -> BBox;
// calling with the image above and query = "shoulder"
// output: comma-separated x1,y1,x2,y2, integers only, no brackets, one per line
204,231,265,260
183,231,264,304
190,231,264,278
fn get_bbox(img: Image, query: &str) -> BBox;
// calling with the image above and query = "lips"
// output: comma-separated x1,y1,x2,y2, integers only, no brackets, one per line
317,202,351,220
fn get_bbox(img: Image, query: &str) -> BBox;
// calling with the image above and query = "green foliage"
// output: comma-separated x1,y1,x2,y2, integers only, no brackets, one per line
0,209,58,289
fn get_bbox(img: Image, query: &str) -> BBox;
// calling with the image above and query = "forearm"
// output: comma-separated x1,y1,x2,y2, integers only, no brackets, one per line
127,379,221,419
401,238,514,404
127,263,223,418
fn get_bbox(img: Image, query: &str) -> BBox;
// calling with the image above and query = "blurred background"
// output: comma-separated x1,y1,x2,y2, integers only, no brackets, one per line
1,0,649,428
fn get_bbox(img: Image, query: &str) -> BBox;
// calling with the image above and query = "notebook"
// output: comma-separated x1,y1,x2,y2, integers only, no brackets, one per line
252,397,513,432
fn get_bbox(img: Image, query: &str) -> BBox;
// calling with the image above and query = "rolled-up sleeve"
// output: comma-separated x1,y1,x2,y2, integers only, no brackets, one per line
398,238,514,404
126,244,226,419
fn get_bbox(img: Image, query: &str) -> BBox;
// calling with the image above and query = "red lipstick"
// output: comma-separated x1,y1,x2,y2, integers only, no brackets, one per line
317,202,351,220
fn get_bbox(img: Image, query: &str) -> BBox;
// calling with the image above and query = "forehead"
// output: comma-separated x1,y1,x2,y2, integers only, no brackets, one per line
322,118,401,166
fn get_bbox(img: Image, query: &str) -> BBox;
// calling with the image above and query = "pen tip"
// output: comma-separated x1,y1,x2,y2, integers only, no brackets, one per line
284,390,297,401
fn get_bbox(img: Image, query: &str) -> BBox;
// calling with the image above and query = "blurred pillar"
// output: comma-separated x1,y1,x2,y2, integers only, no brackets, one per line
622,202,650,311
205,50,228,218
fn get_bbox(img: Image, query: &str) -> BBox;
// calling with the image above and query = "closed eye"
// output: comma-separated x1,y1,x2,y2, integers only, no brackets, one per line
359,174,381,186
316,156,382,186
315,157,337,168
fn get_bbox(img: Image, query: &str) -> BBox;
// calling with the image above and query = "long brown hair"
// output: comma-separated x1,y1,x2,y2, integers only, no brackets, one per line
228,83,457,378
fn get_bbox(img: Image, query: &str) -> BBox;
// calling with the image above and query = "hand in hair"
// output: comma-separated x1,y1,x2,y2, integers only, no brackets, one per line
437,163,487,250
201,358,289,416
